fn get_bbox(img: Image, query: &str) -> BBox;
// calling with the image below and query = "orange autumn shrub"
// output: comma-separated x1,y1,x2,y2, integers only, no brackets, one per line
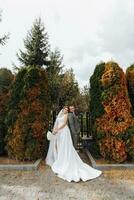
90,62,134,162
99,137,127,162
6,66,50,160
0,68,14,155
126,65,134,116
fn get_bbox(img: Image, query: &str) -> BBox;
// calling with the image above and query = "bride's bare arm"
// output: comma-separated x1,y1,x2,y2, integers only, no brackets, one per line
56,114,68,132
52,118,58,134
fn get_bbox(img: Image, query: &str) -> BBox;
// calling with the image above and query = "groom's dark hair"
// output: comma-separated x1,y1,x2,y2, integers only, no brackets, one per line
69,105,75,109
69,105,75,107
68,105,75,113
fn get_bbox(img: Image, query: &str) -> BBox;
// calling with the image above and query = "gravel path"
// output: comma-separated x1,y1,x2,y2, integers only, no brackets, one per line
0,152,134,200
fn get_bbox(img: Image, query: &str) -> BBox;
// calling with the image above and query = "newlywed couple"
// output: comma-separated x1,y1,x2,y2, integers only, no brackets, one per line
46,105,102,182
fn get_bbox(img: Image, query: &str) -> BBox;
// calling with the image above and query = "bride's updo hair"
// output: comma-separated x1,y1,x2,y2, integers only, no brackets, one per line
58,105,68,114
63,105,68,109
63,106,69,113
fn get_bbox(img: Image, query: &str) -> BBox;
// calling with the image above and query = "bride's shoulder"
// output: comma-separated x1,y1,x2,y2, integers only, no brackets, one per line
63,113,68,118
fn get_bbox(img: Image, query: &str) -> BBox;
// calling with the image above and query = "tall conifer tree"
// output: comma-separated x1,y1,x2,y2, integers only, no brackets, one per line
0,11,9,46
47,49,63,110
17,18,50,67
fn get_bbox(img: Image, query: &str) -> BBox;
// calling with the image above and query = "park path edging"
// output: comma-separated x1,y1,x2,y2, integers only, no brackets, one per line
0,159,42,171
84,149,134,170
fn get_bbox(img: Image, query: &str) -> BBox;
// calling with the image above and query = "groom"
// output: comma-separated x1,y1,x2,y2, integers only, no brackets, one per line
68,105,80,150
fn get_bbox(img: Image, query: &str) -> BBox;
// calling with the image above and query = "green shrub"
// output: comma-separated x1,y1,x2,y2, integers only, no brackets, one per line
0,68,14,155
6,66,50,160
126,65,134,116
90,62,105,123
90,61,134,162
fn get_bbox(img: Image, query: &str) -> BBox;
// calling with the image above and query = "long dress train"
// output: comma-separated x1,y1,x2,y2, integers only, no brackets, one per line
46,115,102,182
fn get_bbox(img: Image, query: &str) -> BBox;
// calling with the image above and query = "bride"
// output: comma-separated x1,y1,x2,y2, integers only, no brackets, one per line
45,106,102,182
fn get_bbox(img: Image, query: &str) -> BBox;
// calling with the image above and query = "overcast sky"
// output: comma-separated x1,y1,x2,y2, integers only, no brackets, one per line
0,0,134,87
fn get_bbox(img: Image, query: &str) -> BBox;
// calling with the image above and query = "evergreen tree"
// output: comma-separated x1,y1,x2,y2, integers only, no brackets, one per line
17,18,50,67
90,62,105,122
5,66,50,160
0,68,14,155
47,49,63,110
90,61,134,162
59,68,79,108
126,64,134,116
0,68,14,92
78,85,90,112
0,11,9,46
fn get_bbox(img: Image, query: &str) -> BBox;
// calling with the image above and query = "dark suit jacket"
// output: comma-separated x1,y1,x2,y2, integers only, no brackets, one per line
68,112,80,138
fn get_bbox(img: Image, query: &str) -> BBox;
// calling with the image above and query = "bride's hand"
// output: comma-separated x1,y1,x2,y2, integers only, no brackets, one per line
52,128,59,135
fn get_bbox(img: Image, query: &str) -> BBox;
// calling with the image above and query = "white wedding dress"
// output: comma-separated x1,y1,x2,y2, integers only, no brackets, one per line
46,113,102,182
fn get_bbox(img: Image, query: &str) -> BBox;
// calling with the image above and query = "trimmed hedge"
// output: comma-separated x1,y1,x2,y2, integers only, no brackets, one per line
90,61,134,162
0,68,14,155
126,65,134,116
5,66,50,160
90,62,105,123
